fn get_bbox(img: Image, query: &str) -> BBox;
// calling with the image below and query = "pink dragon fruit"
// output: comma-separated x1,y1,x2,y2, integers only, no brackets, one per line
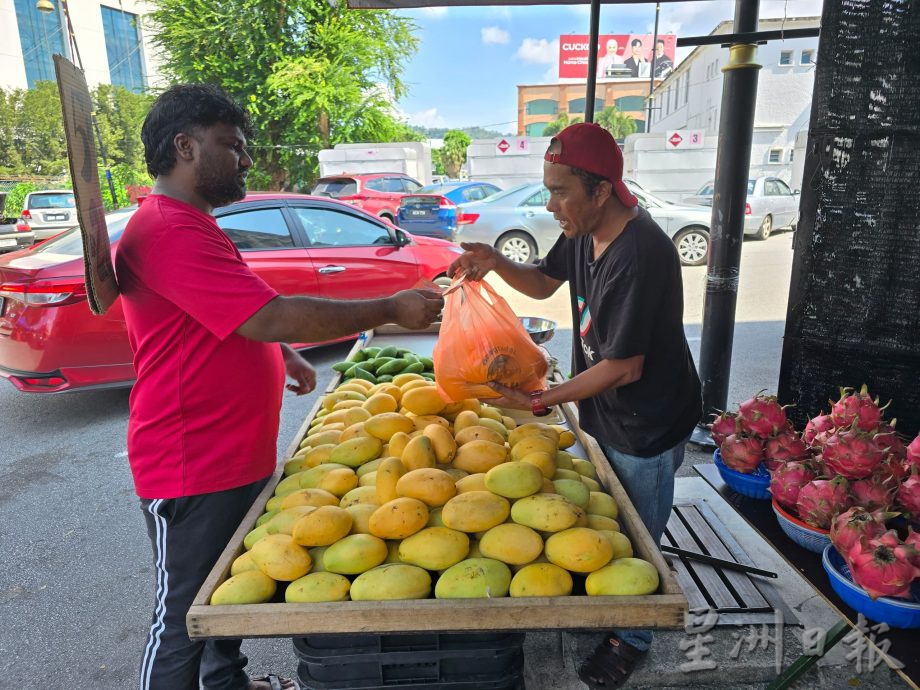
906,435,920,470
764,428,809,464
846,534,920,600
738,392,787,438
804,412,835,446
796,476,852,530
821,425,886,479
896,469,920,519
830,385,887,431
829,507,888,556
850,476,896,511
719,433,764,473
770,461,817,510
905,529,920,567
875,422,906,460
710,411,739,446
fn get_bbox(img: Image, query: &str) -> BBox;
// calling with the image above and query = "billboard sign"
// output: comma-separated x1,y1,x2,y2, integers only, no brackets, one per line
559,34,677,80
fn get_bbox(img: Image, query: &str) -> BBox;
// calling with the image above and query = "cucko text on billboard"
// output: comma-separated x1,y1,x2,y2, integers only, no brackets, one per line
559,34,677,80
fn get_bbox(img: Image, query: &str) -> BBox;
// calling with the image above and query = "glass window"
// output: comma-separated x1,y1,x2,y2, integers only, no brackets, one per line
522,188,550,207
380,177,406,193
779,51,793,66
525,122,548,137
100,6,145,93
402,178,422,192
568,97,604,115
614,95,647,112
463,186,487,202
801,49,815,65
14,0,68,88
32,210,134,258
764,180,781,196
293,207,391,247
216,208,293,250
364,178,386,192
774,180,793,196
788,149,795,163
768,149,783,164
28,192,75,209
311,178,357,197
684,73,690,102
525,99,558,116
747,179,756,195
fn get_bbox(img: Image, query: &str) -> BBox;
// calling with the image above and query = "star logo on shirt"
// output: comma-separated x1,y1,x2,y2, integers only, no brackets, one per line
581,339,595,362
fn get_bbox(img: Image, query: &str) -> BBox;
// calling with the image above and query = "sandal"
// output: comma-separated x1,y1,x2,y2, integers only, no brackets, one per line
577,633,647,689
250,675,299,690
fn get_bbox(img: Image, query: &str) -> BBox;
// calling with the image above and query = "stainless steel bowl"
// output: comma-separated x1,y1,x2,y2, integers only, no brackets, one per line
519,316,557,345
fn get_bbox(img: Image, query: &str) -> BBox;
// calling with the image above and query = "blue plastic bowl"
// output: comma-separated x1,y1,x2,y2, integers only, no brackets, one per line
772,497,832,553
822,545,920,629
713,449,771,499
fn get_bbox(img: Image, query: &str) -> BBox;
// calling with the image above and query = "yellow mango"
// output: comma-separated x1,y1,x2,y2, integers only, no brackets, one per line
275,471,308,497
344,376,375,392
401,435,437,471
554,451,575,470
388,431,412,459
402,386,447,416
452,440,508,474
323,533,388,574
280,488,340,511
250,534,313,581
332,399,365,412
308,546,328,572
441,491,510,533
297,444,336,469
364,412,415,441
346,503,378,534
410,415,451,432
478,405,503,423
455,473,488,494
230,550,259,576
335,383,370,396
510,435,558,461
350,564,431,600
392,372,425,386
400,379,433,394
300,429,342,450
283,457,307,476
557,429,576,449
477,417,510,439
509,423,560,448
442,467,468,481
485,461,544,499
585,558,659,596
398,526,470,570
435,558,512,599
343,407,373,428
358,471,377,487
541,477,556,493
581,477,602,492
362,393,399,416
357,457,383,477
396,468,457,507
454,425,505,447
510,494,580,532
478,523,544,565
285,572,351,603
265,506,316,536
423,424,458,464
340,421,370,442
375,457,406,504
211,570,276,605
318,468,359,497
519,451,557,479
572,458,598,479
509,563,573,597
323,390,365,412
452,410,480,433
384,540,402,564
299,463,351,489
338,486,381,509
554,468,582,481
374,383,403,403
368,497,429,539
330,436,383,468
545,527,613,573
292,505,353,547
319,409,350,425
587,514,620,533
572,505,589,527
427,506,445,527
265,495,285,512
307,421,345,438
553,479,590,508
256,510,279,527
501,415,517,430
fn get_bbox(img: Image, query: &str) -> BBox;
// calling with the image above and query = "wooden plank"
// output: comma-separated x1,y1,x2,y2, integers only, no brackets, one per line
665,513,740,611
660,533,709,612
675,505,771,610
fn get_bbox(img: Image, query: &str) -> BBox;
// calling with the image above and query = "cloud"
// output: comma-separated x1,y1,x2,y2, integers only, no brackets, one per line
488,7,512,21
481,26,510,45
407,107,446,128
515,38,559,65
659,0,823,35
419,6,448,19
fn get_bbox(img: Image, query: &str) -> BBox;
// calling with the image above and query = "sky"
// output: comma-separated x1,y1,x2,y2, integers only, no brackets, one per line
395,0,824,133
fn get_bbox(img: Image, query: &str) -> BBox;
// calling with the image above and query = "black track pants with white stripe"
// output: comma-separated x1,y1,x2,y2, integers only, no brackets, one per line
139,478,269,690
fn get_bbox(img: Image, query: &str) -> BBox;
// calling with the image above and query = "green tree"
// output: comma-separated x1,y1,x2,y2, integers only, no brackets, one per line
596,106,637,141
149,0,419,190
541,111,582,137
10,82,69,176
440,130,471,179
92,84,154,172
431,148,445,177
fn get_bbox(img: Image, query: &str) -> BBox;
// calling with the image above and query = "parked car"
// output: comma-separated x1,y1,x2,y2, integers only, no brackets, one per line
0,193,461,393
0,218,34,254
396,181,502,240
682,176,799,240
454,181,713,267
18,189,77,241
310,173,423,223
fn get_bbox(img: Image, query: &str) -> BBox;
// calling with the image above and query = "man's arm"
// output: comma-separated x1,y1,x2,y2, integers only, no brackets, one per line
236,289,443,343
448,242,562,300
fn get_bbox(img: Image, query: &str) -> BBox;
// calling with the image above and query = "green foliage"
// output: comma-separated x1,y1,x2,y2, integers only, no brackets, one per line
596,107,637,141
98,163,153,210
440,130,471,179
542,112,583,137
414,125,510,140
431,148,445,176
2,183,37,217
149,0,420,190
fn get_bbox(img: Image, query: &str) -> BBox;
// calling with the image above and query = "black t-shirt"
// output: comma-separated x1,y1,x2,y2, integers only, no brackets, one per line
538,208,702,457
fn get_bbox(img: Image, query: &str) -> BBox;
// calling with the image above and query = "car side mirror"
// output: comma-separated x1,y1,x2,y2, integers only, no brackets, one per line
793,189,801,195
394,229,411,247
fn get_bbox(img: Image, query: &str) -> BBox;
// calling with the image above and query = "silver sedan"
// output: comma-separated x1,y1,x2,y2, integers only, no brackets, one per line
682,176,799,240
454,181,713,267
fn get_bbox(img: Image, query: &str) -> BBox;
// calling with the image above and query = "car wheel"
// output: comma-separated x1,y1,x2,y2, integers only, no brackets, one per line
497,231,536,264
754,214,772,241
380,212,395,223
673,226,710,267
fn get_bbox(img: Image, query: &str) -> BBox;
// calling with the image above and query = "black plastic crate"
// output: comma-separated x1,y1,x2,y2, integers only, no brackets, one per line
293,633,524,689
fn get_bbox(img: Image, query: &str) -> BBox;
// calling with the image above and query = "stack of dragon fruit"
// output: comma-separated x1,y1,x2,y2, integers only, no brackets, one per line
713,385,920,600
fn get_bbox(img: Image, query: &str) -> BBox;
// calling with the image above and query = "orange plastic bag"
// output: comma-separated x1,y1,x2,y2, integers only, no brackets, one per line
433,277,548,402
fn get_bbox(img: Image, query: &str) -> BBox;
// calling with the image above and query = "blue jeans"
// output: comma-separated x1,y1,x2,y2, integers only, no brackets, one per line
602,436,689,652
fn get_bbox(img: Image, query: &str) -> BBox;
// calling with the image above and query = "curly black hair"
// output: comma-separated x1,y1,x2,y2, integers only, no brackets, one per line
141,84,252,177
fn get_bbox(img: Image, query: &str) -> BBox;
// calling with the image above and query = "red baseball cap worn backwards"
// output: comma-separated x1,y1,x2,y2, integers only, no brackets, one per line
544,122,638,208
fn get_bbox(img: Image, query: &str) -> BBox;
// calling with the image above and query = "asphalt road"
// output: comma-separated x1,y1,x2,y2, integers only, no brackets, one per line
0,231,796,689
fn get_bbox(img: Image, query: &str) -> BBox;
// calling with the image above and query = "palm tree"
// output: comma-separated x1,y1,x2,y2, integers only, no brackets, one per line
542,111,583,137
596,107,637,141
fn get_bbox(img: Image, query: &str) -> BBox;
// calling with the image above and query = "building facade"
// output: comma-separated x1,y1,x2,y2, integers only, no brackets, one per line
517,79,658,137
0,0,163,92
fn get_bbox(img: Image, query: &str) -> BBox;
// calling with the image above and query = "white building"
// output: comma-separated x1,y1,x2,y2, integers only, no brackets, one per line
0,0,164,92
625,16,819,201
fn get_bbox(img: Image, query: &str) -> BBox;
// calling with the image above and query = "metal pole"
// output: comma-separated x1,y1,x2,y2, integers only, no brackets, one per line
690,0,762,447
647,3,660,128
584,0,601,123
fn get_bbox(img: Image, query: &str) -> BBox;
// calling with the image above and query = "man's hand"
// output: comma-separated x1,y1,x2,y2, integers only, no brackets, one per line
482,381,531,410
448,242,499,282
282,346,316,395
389,289,445,330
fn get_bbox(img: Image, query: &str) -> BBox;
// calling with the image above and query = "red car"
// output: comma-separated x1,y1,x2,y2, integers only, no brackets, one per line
0,193,460,393
311,173,423,223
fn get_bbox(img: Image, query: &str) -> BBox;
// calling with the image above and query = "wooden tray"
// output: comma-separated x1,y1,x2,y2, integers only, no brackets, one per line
187,326,687,639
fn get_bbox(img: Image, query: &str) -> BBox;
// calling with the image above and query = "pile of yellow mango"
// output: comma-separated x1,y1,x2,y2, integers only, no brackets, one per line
211,371,659,605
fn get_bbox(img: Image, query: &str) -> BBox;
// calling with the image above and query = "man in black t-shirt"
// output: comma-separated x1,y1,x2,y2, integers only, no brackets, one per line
449,122,702,689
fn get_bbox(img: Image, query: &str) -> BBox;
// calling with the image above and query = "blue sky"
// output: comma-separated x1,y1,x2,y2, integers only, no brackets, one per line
395,0,823,133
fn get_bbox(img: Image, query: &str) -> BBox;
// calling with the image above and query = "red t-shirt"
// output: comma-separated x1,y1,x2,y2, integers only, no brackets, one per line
115,195,284,499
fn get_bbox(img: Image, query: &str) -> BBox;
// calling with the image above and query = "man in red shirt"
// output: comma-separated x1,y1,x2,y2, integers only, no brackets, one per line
116,84,443,690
